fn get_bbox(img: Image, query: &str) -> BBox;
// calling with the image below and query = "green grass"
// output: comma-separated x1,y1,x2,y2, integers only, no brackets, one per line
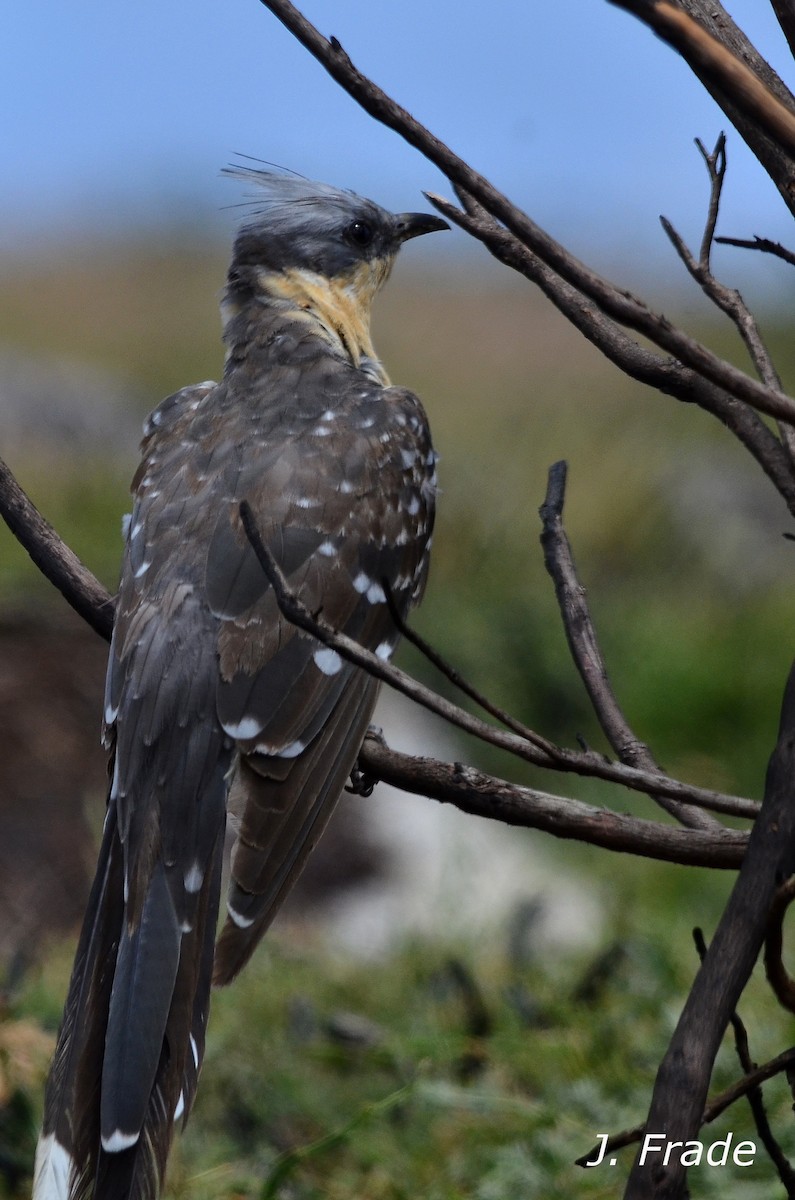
8,899,795,1199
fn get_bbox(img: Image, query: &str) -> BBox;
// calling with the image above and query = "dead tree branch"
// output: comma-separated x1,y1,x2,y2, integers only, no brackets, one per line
624,663,795,1197
358,737,744,869
0,456,114,641
540,461,719,832
660,135,795,458
694,926,795,1193
715,234,795,268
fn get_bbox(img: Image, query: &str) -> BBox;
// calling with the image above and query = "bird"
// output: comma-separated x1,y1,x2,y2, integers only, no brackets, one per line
33,168,448,1200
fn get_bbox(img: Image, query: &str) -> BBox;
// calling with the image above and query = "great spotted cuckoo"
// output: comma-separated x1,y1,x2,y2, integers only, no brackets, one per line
34,170,447,1200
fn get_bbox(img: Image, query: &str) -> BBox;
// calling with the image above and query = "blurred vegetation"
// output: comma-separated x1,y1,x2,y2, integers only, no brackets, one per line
3,236,795,1194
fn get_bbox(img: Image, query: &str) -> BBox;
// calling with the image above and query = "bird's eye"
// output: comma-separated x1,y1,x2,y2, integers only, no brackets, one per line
345,220,375,248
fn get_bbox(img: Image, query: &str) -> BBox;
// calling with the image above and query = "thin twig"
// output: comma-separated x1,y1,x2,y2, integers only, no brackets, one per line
238,501,756,821
660,135,795,455
716,235,795,269
695,132,726,267
383,582,559,753
540,461,719,832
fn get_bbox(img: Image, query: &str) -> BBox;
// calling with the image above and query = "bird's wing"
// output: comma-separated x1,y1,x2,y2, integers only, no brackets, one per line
208,379,436,982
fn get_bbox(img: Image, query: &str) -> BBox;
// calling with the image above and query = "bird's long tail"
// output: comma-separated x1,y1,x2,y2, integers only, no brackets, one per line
33,800,225,1200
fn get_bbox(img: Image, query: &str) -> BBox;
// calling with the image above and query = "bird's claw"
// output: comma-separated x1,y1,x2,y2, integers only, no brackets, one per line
345,725,385,796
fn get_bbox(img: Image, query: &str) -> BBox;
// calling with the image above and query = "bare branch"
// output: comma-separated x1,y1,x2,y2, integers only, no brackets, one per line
716,234,795,269
659,135,795,457
258,0,795,427
693,132,726,268
540,461,719,832
625,661,795,1198
358,736,745,869
0,456,114,642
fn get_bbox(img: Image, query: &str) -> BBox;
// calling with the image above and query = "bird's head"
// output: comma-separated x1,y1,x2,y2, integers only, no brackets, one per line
222,167,449,375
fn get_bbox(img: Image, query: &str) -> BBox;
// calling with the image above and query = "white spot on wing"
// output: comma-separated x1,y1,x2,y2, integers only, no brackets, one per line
352,571,371,594
133,560,152,578
339,479,355,495
184,862,203,893
375,641,395,660
110,757,121,801
101,1128,139,1153
222,716,265,740
318,540,336,557
190,1033,199,1069
228,902,256,929
174,1090,186,1121
366,582,387,604
401,448,417,468
280,738,306,758
314,647,343,675
105,701,118,726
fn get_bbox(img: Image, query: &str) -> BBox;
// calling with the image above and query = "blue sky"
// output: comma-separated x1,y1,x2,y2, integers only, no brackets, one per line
3,1,795,288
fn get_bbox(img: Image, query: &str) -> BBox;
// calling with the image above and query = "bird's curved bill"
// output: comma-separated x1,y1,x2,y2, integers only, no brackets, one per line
395,213,450,242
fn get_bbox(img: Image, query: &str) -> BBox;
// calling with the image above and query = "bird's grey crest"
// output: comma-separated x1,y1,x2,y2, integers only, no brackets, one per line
224,165,448,278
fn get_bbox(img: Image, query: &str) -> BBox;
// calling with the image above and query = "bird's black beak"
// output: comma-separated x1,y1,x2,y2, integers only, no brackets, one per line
394,212,450,243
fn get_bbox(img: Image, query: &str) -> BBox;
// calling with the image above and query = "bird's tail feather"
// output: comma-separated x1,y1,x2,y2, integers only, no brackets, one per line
34,807,226,1200
214,675,379,985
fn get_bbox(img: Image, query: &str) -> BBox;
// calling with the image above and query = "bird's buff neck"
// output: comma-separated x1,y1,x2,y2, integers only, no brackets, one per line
223,263,392,386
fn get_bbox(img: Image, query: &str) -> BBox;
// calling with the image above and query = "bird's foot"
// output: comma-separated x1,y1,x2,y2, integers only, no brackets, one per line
345,724,385,796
